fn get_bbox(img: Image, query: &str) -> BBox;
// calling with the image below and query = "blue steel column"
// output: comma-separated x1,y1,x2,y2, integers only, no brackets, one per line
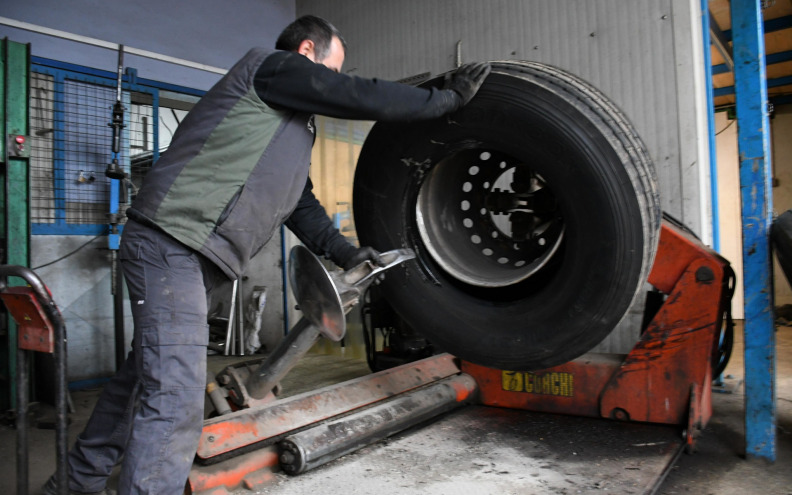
731,0,776,461
701,1,720,252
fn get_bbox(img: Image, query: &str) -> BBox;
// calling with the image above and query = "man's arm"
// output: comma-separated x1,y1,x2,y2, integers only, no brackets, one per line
284,177,377,269
255,51,474,121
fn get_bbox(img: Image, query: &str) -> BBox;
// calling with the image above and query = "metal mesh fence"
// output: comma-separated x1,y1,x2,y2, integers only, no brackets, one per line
28,70,154,230
26,64,367,240
29,72,56,224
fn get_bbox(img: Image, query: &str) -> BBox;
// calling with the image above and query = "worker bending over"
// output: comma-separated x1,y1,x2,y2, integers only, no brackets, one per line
46,14,489,495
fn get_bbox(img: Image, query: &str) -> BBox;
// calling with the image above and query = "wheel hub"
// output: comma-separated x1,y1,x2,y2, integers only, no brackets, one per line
416,149,564,288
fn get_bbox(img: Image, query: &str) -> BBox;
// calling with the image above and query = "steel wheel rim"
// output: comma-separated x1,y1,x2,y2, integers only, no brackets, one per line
415,148,564,288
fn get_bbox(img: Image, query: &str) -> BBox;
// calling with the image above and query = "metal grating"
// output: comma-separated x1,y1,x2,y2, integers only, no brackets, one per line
30,72,56,224
28,69,155,231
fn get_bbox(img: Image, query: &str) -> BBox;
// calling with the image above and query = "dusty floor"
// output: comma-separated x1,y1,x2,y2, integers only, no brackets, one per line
238,323,792,495
0,323,789,495
251,405,684,495
657,322,792,495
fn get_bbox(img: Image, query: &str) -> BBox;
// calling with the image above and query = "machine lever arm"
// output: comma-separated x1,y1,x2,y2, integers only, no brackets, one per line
231,247,415,405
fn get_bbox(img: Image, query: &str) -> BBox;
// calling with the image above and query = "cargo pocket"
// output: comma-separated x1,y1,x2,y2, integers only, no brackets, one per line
138,324,209,391
120,240,147,305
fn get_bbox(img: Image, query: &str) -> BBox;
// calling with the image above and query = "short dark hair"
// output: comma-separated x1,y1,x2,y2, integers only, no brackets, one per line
276,15,347,61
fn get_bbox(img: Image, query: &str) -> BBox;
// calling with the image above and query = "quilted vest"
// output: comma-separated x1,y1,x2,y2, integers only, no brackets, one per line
128,48,315,278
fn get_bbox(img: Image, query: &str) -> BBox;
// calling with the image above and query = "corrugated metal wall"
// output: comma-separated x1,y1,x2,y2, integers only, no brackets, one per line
298,0,710,235
297,0,711,352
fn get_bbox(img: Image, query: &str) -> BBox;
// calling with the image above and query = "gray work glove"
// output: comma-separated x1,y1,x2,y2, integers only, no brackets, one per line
341,246,384,270
444,62,492,106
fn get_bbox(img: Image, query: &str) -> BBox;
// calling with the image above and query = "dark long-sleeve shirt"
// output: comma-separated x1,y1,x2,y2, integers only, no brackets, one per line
256,51,461,266
129,47,461,277
254,50,460,121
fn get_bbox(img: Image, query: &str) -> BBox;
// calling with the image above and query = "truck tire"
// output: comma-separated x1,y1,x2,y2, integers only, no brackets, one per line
353,61,660,370
772,209,792,289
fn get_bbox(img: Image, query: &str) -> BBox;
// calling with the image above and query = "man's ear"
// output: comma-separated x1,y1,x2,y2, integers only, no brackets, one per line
297,39,315,59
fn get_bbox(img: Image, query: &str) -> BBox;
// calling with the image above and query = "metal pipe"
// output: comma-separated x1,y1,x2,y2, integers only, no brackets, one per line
206,372,232,416
0,266,53,305
106,44,126,368
224,279,238,356
199,354,462,460
110,46,124,156
16,348,28,495
278,373,478,475
237,278,245,356
53,295,68,495
0,16,227,74
244,318,318,401
113,251,126,370
1,265,69,495
280,226,290,336
114,46,123,107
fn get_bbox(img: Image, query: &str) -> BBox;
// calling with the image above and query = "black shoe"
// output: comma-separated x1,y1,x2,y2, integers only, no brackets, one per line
42,476,116,495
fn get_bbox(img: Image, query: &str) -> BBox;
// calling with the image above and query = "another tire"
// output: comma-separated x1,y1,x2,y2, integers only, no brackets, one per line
772,209,792,289
353,61,660,370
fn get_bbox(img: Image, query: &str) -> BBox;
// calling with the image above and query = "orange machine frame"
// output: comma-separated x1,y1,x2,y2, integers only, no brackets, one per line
188,220,730,493
463,219,732,452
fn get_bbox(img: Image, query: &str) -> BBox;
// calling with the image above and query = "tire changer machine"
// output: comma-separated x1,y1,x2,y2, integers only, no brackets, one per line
183,215,733,494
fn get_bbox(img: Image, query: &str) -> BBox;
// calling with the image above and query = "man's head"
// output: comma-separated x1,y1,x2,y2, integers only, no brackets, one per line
276,15,346,72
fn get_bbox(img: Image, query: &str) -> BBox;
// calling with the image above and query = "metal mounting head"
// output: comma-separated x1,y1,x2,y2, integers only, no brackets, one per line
289,246,416,342
289,245,346,341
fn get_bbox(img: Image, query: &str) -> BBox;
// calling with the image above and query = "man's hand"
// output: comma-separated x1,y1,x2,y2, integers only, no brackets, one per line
445,62,492,106
341,246,384,270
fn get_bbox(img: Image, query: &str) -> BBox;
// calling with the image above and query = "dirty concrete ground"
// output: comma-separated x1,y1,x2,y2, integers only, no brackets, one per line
656,322,792,495
241,324,792,495
0,323,790,495
253,406,683,495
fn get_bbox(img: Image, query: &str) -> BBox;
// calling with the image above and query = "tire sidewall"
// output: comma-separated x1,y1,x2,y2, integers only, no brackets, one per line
354,68,649,369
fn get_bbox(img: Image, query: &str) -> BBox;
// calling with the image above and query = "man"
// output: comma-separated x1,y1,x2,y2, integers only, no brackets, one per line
47,15,490,495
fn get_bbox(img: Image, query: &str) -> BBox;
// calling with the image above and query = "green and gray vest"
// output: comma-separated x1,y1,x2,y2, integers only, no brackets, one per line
128,48,314,279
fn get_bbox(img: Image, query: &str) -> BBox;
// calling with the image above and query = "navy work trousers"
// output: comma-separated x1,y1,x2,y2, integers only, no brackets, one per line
66,219,224,494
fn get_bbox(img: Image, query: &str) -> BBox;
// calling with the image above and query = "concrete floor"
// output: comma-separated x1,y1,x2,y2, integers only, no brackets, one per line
657,322,792,495
0,322,790,495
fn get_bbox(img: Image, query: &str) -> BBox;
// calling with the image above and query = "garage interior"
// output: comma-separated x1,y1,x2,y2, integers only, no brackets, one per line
0,1,791,494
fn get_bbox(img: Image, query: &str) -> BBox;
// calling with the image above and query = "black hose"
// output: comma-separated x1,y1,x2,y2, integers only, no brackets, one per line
714,265,736,377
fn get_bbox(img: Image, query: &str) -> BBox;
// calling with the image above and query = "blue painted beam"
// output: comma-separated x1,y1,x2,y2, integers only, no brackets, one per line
702,0,720,252
722,14,792,41
713,49,792,75
713,74,792,97
731,0,777,462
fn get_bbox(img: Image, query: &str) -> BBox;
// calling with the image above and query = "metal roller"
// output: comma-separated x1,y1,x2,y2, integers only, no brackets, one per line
277,373,478,475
